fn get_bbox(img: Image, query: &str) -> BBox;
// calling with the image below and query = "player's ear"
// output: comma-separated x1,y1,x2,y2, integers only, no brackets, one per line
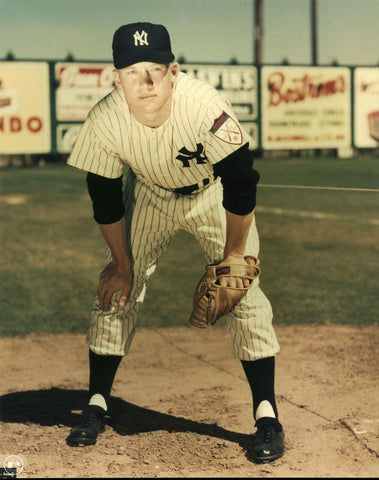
170,62,180,85
113,68,122,89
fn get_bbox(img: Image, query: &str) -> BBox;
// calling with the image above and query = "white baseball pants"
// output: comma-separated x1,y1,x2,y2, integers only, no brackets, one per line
87,170,280,360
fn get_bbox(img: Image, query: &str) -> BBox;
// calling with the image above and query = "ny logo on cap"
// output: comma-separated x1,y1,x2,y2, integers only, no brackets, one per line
134,30,149,46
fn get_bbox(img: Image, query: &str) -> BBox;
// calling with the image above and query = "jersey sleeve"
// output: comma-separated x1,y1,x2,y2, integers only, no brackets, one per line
200,95,251,165
67,117,124,179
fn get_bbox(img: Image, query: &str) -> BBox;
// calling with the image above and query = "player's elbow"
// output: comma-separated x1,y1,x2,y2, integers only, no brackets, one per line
213,145,260,215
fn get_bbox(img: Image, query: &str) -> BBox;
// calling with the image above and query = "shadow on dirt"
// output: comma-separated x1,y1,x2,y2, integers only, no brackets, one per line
0,388,252,453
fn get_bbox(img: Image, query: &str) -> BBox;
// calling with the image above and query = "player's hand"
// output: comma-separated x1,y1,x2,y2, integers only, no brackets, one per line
98,261,133,311
218,254,250,288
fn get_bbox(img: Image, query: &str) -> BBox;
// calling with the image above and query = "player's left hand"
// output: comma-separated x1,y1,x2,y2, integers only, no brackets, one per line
188,254,260,328
98,261,133,311
218,254,251,288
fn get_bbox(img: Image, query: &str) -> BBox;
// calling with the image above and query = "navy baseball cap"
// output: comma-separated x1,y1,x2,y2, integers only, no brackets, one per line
112,22,175,69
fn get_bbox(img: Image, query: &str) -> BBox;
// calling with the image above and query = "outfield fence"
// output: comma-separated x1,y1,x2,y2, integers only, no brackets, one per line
0,61,378,165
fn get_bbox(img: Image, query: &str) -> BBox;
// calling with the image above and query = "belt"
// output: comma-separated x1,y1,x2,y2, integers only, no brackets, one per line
173,178,210,195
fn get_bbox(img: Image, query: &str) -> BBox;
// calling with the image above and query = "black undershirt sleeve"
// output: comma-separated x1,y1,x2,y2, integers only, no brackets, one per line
86,172,125,224
212,143,260,215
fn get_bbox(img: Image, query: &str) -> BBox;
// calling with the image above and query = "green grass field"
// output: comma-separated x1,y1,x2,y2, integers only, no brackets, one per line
0,156,378,336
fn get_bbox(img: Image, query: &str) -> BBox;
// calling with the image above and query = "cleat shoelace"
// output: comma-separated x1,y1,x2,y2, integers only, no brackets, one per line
78,410,102,428
256,424,278,444
261,425,276,443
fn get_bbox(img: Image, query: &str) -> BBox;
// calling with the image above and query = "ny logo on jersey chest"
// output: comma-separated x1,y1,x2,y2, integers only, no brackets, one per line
176,143,207,168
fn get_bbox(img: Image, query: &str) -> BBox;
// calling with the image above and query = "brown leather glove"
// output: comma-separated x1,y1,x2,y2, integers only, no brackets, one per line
189,255,261,328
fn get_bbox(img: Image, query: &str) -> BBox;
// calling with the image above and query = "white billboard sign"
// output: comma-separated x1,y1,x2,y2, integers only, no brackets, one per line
354,68,379,148
261,66,351,149
0,62,51,153
55,63,114,121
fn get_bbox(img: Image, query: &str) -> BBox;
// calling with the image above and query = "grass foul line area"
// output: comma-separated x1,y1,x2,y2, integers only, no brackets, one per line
260,184,379,193
257,206,379,225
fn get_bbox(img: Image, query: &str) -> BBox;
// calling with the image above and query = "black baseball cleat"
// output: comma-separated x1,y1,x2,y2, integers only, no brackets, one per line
66,405,106,447
250,417,284,463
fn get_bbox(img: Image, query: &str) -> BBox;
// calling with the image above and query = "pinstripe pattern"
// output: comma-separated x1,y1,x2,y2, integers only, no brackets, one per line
68,71,279,360
87,170,279,360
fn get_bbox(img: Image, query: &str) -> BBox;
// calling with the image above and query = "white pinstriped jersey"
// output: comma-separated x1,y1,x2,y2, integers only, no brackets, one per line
67,72,250,189
66,70,279,360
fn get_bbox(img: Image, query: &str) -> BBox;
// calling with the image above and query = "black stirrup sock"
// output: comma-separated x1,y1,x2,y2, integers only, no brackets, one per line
88,349,123,407
241,356,278,419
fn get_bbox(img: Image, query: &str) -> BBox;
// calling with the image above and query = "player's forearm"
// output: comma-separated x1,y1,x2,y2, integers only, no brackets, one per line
98,217,131,270
223,209,254,259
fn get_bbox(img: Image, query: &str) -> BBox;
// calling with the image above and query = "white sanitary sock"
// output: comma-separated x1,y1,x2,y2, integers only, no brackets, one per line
255,400,275,420
88,393,107,412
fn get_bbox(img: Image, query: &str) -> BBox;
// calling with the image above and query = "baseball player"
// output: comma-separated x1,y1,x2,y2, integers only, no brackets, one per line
66,22,284,463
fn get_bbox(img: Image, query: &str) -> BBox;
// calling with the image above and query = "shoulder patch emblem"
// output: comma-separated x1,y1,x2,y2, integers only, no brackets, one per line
209,111,243,145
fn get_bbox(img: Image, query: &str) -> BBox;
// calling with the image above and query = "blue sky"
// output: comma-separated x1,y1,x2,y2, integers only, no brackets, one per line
1,0,378,65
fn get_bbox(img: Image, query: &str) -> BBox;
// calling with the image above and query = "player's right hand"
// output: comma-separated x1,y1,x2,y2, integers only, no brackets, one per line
98,261,133,311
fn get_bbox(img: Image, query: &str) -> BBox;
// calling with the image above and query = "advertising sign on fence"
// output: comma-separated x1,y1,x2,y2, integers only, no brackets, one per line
354,67,379,148
55,62,114,121
3,61,377,155
0,62,51,154
261,66,351,149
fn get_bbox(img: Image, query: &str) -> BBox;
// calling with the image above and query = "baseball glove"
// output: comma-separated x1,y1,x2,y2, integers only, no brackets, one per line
189,255,261,328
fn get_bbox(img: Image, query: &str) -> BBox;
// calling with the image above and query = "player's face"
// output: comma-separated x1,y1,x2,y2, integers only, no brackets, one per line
113,62,179,120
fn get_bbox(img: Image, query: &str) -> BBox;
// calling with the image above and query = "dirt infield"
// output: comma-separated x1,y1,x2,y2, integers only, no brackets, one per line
1,324,378,478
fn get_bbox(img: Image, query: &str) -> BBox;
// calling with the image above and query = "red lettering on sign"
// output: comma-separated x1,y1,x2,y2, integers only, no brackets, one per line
10,117,22,132
0,116,44,134
267,72,346,107
27,117,43,132
57,64,114,88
